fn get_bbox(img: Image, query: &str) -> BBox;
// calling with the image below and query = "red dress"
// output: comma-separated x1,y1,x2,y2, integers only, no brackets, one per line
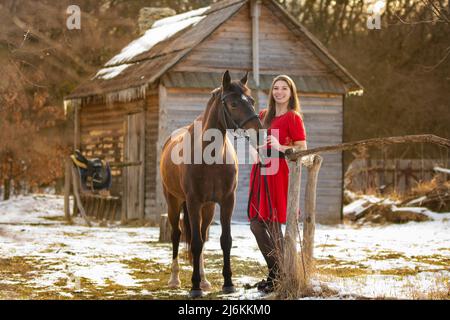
248,110,306,223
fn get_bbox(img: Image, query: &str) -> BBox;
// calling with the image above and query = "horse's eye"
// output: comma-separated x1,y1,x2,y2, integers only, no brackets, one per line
231,102,238,109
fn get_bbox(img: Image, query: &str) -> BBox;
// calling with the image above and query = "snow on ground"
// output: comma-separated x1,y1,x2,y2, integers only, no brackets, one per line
0,194,449,299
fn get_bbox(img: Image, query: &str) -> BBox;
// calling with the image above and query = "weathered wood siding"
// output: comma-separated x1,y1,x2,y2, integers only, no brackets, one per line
144,90,159,222
300,94,343,224
173,3,252,73
258,4,327,76
174,2,331,78
79,101,143,220
79,103,126,202
124,112,145,221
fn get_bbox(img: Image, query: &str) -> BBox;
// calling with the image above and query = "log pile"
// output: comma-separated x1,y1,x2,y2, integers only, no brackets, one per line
400,173,450,212
344,171,449,225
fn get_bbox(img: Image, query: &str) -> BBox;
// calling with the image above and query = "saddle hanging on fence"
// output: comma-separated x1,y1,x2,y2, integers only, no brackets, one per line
70,150,112,192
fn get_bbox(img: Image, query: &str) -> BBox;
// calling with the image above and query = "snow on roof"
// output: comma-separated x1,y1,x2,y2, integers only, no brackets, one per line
93,63,134,80
152,6,210,28
434,166,450,174
104,6,210,68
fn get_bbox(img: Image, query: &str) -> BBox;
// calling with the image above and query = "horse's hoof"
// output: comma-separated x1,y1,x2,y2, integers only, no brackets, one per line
200,280,212,291
168,279,181,289
189,289,203,299
222,285,236,294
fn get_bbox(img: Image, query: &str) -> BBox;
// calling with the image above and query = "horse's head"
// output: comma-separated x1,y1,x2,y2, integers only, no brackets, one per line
219,70,262,133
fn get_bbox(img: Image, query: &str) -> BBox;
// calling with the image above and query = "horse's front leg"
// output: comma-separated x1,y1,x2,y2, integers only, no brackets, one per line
187,199,204,298
165,191,182,289
199,252,211,291
199,203,215,291
220,194,236,294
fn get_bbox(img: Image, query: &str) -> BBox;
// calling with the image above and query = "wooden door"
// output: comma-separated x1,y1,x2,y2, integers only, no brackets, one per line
124,112,145,222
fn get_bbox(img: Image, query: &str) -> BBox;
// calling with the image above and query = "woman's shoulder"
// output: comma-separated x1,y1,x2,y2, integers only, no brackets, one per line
288,110,301,117
287,110,303,121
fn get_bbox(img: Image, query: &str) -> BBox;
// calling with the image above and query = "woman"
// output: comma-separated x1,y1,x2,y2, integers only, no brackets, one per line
248,75,307,293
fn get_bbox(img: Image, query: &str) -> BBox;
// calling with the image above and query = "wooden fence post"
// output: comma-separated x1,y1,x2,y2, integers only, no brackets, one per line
280,156,304,297
284,157,302,273
302,155,323,275
64,159,73,224
159,213,172,242
71,165,92,227
281,154,322,297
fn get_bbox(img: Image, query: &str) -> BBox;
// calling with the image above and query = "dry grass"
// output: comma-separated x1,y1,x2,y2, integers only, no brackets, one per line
403,274,450,300
272,234,316,299
400,176,450,212
275,250,312,299
409,177,442,196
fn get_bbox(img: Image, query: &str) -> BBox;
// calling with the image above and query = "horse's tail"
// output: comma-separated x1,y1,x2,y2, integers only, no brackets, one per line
182,202,193,264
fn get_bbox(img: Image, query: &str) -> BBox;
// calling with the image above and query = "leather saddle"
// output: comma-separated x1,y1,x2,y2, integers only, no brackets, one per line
70,150,112,192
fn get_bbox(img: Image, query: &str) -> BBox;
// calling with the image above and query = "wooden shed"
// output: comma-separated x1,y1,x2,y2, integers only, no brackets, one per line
64,0,363,224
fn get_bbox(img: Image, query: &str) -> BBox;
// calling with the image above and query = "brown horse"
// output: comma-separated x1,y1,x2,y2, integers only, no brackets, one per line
160,70,262,298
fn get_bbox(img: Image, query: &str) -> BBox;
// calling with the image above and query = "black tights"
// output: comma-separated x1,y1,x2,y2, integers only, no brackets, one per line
250,219,284,281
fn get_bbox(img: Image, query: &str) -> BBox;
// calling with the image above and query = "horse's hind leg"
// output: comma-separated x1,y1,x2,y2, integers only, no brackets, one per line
220,195,236,294
165,189,182,289
199,203,215,291
186,199,204,298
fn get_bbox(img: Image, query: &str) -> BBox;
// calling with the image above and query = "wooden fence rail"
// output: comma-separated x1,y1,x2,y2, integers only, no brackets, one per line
280,134,449,295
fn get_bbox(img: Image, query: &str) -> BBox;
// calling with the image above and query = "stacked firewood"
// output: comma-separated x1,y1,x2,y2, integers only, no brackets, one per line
400,171,450,212
344,169,449,225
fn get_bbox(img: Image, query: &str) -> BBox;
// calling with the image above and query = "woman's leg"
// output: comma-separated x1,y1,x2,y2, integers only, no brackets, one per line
250,219,284,289
266,221,284,282
250,219,275,270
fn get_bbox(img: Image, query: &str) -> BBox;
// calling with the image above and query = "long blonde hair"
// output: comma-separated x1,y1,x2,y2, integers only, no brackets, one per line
262,75,301,128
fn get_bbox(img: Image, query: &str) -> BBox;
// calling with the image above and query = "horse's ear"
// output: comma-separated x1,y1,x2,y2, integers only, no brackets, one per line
240,71,248,86
222,70,231,91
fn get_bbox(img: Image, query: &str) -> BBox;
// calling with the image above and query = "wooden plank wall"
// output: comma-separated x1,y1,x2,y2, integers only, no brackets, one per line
144,90,159,223
173,2,329,77
79,101,143,220
300,94,343,224
172,3,252,73
258,4,327,76
125,113,145,221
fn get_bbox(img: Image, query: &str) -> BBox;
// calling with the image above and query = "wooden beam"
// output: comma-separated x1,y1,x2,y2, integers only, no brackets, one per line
302,155,323,276
121,120,128,225
285,134,450,161
284,158,302,285
71,165,92,227
64,159,73,224
139,112,146,223
74,105,80,150
251,0,261,88
156,84,168,222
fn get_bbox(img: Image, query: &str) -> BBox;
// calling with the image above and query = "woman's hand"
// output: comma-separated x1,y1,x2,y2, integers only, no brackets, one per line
267,135,281,151
258,135,286,152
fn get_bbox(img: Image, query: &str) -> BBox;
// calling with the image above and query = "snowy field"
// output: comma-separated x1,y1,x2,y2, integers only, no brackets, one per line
0,194,448,300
